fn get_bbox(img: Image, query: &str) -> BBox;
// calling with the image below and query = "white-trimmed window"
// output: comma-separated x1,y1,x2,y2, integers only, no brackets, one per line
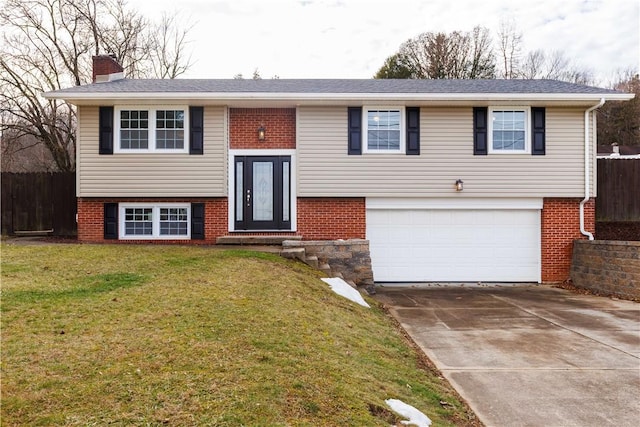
120,203,190,239
115,107,189,153
363,108,405,153
489,107,529,153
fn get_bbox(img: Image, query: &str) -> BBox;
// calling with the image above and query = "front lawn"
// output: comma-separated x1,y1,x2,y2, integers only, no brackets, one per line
1,243,479,426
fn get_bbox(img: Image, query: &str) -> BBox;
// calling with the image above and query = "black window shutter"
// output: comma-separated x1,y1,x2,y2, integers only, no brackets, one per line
191,203,205,240
473,107,488,155
531,107,546,155
190,106,204,155
406,107,420,155
104,203,118,239
99,106,114,155
348,107,362,155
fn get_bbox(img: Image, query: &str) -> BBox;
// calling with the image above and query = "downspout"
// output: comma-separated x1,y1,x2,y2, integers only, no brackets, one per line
580,98,605,240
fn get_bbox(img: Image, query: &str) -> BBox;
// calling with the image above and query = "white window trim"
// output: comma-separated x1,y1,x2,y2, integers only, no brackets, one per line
119,203,191,240
114,106,189,154
488,106,530,154
362,107,406,154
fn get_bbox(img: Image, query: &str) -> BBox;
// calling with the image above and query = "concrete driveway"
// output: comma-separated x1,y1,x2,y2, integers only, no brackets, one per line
374,284,640,427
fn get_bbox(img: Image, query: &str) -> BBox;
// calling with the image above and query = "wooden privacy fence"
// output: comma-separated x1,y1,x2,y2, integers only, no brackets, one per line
596,158,640,221
1,172,77,236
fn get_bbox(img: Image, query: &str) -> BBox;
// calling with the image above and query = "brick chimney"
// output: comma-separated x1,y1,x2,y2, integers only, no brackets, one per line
92,54,124,83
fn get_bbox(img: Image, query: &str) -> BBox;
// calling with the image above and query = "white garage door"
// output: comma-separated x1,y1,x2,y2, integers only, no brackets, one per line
367,199,541,283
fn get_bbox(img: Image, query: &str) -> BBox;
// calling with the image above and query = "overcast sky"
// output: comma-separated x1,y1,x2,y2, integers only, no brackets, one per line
133,0,639,85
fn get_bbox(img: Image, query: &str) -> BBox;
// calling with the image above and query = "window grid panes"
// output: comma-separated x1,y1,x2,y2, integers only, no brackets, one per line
159,207,188,236
367,110,401,151
120,110,149,149
124,207,153,235
156,110,185,149
492,110,526,151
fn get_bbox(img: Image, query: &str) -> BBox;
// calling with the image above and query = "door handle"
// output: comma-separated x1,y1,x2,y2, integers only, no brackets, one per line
246,189,251,207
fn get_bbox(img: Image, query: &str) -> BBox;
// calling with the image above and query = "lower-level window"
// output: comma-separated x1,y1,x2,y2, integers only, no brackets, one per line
120,204,190,239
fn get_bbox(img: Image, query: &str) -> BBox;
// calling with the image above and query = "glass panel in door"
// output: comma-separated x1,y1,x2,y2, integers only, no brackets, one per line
252,161,274,221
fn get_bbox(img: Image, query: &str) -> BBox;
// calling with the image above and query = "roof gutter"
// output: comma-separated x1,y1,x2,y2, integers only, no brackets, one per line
580,98,605,240
41,91,635,103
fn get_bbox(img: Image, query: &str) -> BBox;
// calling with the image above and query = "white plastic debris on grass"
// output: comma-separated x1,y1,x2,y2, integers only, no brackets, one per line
320,278,370,308
385,399,432,427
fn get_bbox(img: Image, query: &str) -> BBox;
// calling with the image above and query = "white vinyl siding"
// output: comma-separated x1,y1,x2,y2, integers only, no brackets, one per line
77,106,227,197
297,106,593,198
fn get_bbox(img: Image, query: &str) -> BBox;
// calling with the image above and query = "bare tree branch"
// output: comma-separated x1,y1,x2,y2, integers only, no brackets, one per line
375,27,496,79
497,18,523,78
0,0,194,171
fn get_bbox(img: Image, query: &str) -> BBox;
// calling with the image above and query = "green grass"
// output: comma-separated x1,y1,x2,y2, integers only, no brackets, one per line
1,243,479,426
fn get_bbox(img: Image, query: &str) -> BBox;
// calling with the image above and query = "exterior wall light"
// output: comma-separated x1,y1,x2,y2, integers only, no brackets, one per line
257,125,266,141
455,179,464,192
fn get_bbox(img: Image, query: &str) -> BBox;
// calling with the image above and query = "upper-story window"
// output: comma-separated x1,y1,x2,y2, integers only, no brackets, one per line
489,107,529,153
119,110,149,149
363,108,405,153
115,107,188,153
156,110,186,149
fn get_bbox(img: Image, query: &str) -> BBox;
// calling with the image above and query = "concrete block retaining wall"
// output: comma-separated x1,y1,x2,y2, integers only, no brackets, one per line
282,239,374,286
570,240,640,300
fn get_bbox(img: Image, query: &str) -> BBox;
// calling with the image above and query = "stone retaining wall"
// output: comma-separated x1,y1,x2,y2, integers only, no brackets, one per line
282,239,373,286
570,240,640,300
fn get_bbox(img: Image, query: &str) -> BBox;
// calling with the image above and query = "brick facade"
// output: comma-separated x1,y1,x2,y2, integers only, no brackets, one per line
229,108,296,149
541,198,595,282
296,198,366,240
77,197,366,243
79,195,588,284
77,198,227,244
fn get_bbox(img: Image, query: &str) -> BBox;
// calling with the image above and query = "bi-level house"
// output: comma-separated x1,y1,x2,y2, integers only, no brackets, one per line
44,55,633,284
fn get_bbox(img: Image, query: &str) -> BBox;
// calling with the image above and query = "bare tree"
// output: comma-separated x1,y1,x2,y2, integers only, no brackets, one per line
0,0,194,171
375,26,496,79
149,12,194,79
1,130,58,172
376,18,595,86
497,18,523,79
469,26,496,79
520,49,594,84
598,71,640,146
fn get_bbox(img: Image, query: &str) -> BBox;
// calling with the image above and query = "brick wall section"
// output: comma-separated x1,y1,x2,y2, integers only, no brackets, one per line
77,199,104,242
78,197,366,242
77,198,227,244
541,198,595,282
229,108,296,149
571,240,640,300
297,198,366,240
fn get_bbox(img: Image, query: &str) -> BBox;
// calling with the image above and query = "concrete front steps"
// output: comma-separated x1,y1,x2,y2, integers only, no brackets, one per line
216,235,301,246
215,235,374,288
279,245,334,278
215,235,335,278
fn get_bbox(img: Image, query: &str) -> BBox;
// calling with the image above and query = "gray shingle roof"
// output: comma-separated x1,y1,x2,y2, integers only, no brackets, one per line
46,78,624,95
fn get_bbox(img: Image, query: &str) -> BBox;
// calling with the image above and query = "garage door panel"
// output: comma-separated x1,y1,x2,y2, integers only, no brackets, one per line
367,208,540,282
